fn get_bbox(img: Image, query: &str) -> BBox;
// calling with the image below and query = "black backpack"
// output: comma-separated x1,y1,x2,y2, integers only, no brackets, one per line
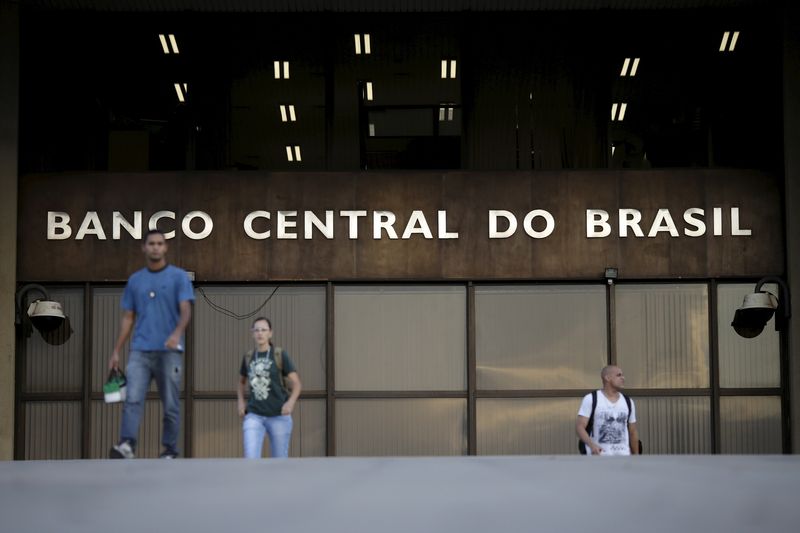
578,391,643,455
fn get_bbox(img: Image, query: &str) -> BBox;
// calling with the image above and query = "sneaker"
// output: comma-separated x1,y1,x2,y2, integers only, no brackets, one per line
159,450,179,459
110,440,135,459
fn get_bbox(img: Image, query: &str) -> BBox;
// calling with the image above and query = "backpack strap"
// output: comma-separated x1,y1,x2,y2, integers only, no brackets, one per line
586,390,598,436
622,392,632,423
273,346,289,392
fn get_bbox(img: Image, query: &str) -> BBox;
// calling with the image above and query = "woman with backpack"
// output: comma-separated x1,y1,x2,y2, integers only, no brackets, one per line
237,316,302,458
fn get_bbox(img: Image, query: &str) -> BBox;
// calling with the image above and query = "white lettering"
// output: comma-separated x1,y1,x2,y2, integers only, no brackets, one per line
113,211,142,240
149,211,177,239
182,211,213,240
340,210,367,239
586,209,611,238
75,211,107,240
731,207,752,236
647,209,680,237
47,211,72,240
683,208,706,237
619,209,644,238
244,211,271,239
489,210,517,238
523,210,555,239
277,211,298,239
373,211,398,239
305,211,334,239
402,210,433,239
438,210,458,239
713,207,723,236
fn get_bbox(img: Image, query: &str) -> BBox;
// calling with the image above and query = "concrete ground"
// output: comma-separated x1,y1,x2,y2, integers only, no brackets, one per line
1,456,799,533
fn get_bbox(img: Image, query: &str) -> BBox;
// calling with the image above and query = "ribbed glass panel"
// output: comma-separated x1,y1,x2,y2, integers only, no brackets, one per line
477,398,581,455
475,285,607,390
192,399,326,458
720,396,782,454
24,401,81,460
633,396,711,454
617,284,709,388
193,286,326,392
91,287,129,392
335,399,467,456
717,284,780,388
25,287,83,393
334,286,466,391
89,400,185,459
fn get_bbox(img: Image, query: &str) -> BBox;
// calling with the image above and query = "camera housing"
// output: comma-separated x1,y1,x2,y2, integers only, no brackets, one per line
731,291,778,338
27,299,66,333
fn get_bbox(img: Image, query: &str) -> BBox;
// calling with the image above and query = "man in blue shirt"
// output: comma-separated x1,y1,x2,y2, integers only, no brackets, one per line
109,229,194,459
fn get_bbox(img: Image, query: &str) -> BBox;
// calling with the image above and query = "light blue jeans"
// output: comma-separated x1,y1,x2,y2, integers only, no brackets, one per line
242,412,293,458
120,350,182,455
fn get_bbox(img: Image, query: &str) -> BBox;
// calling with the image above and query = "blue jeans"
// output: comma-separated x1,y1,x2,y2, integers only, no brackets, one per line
120,350,182,455
242,413,293,458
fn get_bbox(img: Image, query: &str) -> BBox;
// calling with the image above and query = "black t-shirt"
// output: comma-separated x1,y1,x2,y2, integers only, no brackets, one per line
239,347,296,417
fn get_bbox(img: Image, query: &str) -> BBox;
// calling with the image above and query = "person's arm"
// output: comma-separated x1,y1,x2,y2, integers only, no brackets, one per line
108,310,135,371
165,300,192,350
281,372,302,415
237,375,248,417
628,422,640,455
576,415,603,455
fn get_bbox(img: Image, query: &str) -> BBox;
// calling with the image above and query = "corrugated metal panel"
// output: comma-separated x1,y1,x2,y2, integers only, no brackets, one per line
634,396,711,454
617,284,710,389
193,286,326,392
720,396,782,454
475,285,607,390
477,398,581,455
25,1,768,13
25,287,83,393
717,284,780,388
335,398,467,456
334,286,466,391
89,400,185,458
24,401,82,460
192,398,326,457
91,287,181,394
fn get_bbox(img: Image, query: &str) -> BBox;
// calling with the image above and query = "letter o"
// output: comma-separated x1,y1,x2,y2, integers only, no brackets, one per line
523,210,555,239
182,211,213,240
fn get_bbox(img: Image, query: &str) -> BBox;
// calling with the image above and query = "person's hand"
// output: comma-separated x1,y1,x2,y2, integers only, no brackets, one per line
281,399,295,416
589,443,603,455
237,399,246,417
165,333,181,351
108,350,120,371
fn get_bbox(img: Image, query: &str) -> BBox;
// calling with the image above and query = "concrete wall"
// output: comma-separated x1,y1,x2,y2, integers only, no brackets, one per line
0,0,19,460
785,4,800,453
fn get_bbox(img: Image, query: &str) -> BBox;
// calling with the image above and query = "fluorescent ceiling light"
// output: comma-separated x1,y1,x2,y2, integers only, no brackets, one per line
274,61,290,79
729,31,740,51
159,34,169,54
618,103,627,121
719,31,730,52
364,34,371,54
286,146,294,161
294,146,302,162
280,105,288,122
174,83,186,103
366,81,373,101
611,103,618,121
620,58,630,77
354,34,361,55
441,60,448,79
168,34,179,54
289,105,296,121
369,123,375,137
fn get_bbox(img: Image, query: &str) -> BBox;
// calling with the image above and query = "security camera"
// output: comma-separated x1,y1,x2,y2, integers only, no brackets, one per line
27,299,66,333
732,291,777,338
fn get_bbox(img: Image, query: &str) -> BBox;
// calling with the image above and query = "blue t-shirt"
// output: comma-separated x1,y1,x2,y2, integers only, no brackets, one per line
122,264,195,352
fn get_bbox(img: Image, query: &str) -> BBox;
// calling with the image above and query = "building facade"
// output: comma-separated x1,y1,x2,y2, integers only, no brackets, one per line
1,0,799,459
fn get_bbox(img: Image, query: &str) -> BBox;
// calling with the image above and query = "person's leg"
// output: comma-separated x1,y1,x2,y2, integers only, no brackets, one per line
154,350,183,456
242,413,267,459
265,414,293,458
117,350,152,451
